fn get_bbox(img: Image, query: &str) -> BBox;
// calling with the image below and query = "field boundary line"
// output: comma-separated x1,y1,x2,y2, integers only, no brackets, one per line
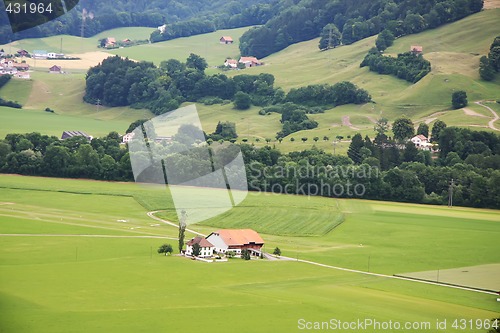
280,256,499,296
0,233,176,239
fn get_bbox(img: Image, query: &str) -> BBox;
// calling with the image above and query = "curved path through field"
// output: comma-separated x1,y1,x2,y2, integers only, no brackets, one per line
147,211,206,236
475,101,499,131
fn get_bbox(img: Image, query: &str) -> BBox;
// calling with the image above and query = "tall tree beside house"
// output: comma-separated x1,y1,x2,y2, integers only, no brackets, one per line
416,123,429,138
318,24,341,50
241,249,251,260
178,210,187,254
348,133,364,164
392,117,415,142
451,91,468,109
192,243,201,257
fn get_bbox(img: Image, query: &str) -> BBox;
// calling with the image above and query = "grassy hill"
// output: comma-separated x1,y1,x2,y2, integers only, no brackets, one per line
106,27,250,67
1,10,499,149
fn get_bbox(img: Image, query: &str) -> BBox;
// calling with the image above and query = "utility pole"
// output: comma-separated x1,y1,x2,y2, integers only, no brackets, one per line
332,140,337,155
328,26,333,50
96,99,101,112
448,179,455,208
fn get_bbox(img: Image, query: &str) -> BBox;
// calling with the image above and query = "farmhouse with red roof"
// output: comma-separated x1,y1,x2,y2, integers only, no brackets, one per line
220,36,234,44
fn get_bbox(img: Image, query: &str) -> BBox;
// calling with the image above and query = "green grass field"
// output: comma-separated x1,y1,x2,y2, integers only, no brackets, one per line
107,27,251,67
0,174,499,332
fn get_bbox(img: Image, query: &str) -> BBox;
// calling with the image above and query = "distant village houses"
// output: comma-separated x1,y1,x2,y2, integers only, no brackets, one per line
158,24,167,34
224,56,263,69
220,36,233,44
0,58,30,79
410,134,433,150
61,131,93,141
224,58,238,69
239,56,262,68
49,65,63,74
32,50,48,59
410,45,423,54
121,132,135,144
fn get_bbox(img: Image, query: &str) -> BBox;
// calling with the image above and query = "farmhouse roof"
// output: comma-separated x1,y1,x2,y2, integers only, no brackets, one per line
239,56,260,64
220,36,233,42
213,229,264,246
187,236,214,248
410,45,423,53
106,37,116,44
61,131,92,140
50,65,62,71
413,134,428,141
225,59,238,64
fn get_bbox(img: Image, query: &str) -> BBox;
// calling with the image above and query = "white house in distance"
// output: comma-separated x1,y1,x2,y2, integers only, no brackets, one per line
185,237,215,258
122,132,135,143
239,56,262,68
158,24,167,34
224,58,238,69
411,134,433,150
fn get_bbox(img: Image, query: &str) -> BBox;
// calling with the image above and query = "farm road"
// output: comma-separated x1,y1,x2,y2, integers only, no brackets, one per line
475,101,499,131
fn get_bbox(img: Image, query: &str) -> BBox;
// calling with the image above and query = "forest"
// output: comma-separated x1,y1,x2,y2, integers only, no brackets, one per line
0,0,276,44
0,121,498,209
360,49,431,83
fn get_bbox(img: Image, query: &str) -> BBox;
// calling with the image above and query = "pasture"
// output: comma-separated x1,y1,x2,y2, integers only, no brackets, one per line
0,174,499,332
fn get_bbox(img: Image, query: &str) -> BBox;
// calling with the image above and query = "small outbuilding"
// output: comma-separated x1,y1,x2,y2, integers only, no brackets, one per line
220,36,234,44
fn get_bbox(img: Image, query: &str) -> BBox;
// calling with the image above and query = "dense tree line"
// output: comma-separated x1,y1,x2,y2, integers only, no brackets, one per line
85,55,369,115
1,123,498,209
479,36,500,81
0,0,275,44
240,0,483,59
360,49,431,83
285,82,371,107
346,123,500,208
84,55,281,114
0,132,132,180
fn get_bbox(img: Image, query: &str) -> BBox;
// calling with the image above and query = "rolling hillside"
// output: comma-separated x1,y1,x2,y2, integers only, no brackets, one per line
0,10,499,149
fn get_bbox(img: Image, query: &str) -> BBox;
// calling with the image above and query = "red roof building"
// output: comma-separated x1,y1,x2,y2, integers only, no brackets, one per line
207,229,264,254
220,36,234,44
